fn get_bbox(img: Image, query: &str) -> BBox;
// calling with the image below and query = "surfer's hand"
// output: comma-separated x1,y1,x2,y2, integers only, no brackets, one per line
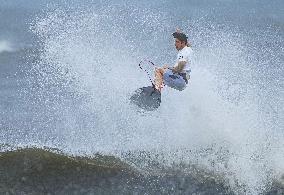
170,67,178,73
176,28,181,33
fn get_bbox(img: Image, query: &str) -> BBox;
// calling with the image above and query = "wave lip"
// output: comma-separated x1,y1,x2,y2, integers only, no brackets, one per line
0,40,14,53
0,147,233,194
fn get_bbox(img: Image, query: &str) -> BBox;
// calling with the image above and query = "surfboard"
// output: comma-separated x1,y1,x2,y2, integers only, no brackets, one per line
130,86,161,111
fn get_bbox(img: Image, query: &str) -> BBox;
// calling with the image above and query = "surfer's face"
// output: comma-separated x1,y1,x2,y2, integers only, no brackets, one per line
175,38,186,51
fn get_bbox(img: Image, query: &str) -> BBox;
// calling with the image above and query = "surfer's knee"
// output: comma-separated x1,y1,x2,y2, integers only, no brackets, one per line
155,67,161,74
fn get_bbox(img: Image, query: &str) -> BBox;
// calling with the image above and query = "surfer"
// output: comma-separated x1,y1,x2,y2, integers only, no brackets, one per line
154,29,193,91
130,29,192,110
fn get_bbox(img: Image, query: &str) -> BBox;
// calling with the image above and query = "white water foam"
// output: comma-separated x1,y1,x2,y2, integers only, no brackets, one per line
27,5,284,194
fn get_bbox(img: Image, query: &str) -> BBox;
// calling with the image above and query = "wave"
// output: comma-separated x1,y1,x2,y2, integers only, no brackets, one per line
0,147,283,194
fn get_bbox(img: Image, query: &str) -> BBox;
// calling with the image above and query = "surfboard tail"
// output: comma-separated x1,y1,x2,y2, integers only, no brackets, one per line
130,86,161,111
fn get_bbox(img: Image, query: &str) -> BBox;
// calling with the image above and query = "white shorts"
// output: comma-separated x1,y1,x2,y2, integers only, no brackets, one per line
163,69,190,91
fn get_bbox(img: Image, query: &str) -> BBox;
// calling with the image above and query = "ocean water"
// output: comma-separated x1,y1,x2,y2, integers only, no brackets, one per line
0,0,283,194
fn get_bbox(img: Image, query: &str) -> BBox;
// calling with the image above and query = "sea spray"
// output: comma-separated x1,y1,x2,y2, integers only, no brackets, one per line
4,2,283,194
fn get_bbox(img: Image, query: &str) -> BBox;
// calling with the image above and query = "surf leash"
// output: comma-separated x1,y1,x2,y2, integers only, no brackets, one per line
138,59,157,87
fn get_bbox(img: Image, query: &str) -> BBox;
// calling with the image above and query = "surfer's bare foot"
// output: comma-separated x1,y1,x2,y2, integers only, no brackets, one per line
154,83,161,92
154,67,164,92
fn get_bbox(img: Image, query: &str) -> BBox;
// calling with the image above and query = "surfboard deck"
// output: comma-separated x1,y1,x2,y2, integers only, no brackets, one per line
130,86,161,111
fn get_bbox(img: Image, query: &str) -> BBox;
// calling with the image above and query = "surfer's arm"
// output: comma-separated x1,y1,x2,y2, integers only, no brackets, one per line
171,61,186,73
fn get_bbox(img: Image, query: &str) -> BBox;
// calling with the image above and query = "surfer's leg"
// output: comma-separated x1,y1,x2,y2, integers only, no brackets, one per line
163,70,187,91
154,67,166,91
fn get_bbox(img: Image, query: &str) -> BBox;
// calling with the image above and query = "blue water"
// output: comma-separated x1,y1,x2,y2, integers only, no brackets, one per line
0,1,283,194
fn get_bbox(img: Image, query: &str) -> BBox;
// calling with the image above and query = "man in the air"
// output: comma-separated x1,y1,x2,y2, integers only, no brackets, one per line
154,29,193,91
